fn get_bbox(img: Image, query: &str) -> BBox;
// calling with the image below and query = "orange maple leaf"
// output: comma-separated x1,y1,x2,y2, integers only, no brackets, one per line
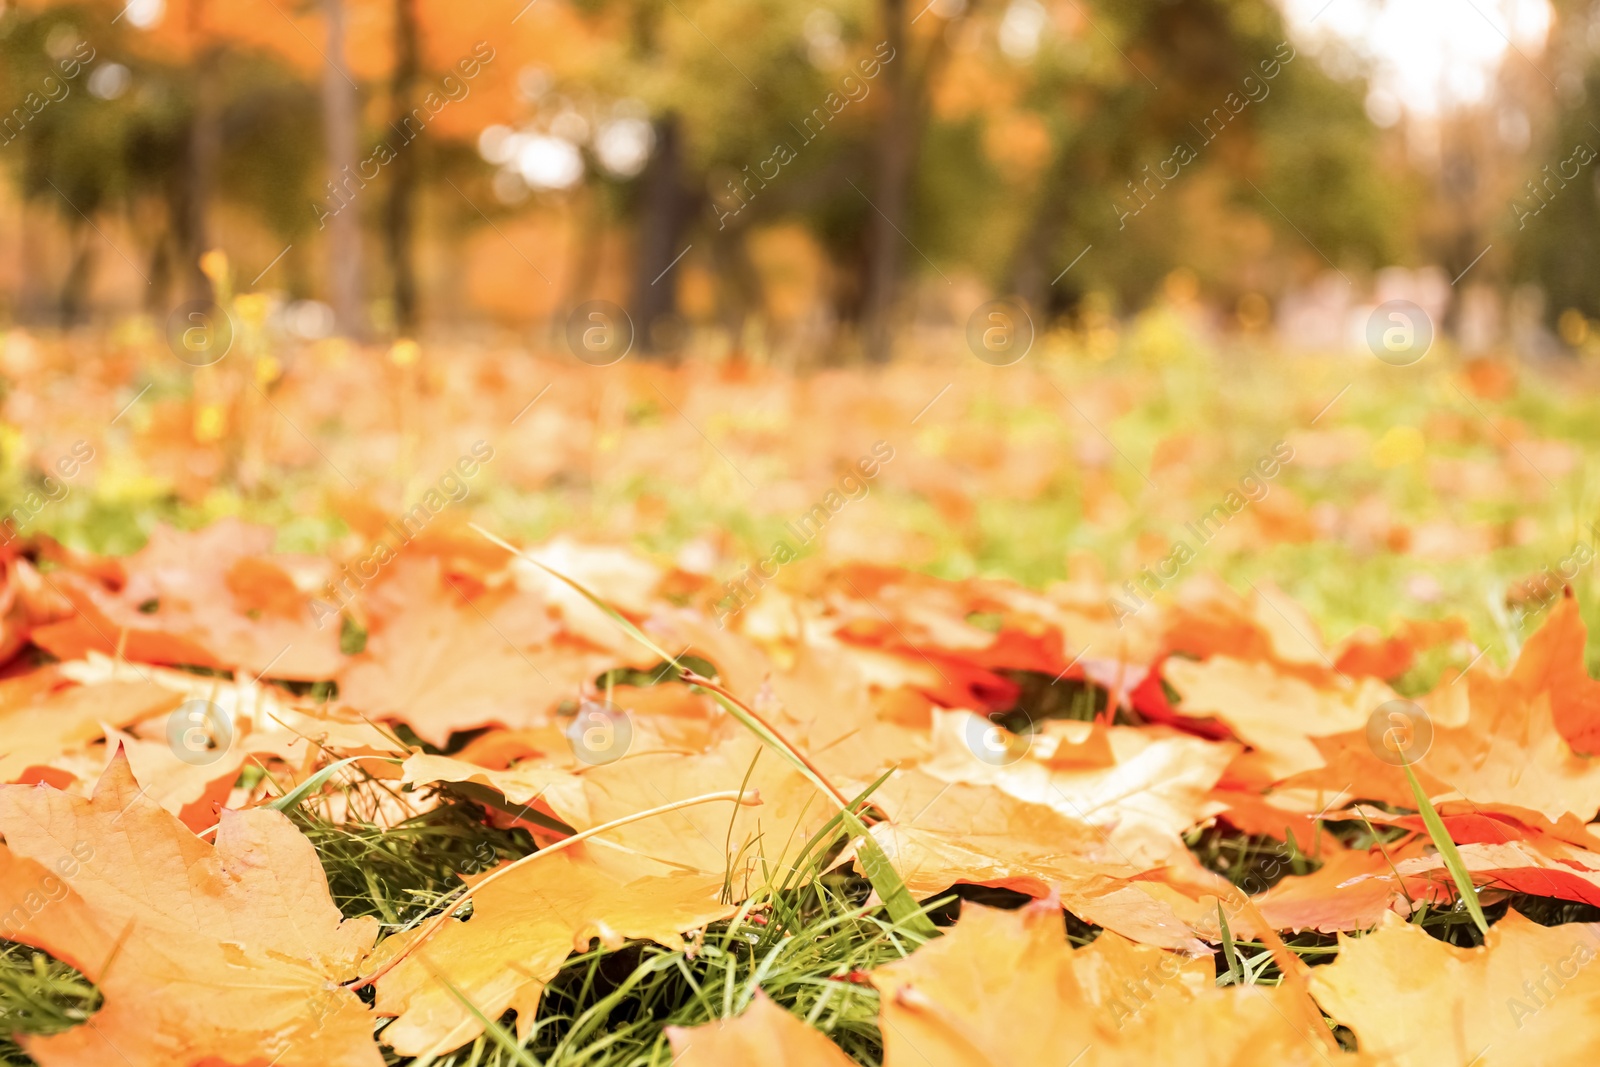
0,751,381,1067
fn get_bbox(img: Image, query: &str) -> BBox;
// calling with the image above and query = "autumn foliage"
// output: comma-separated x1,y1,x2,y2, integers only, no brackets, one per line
2,325,1600,1064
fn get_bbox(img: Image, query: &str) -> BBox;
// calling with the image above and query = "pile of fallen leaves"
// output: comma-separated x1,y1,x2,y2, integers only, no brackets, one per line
3,326,1589,648
3,513,1600,1066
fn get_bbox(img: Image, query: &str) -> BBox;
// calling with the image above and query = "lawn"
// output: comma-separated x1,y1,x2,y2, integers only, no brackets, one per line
3,316,1600,1065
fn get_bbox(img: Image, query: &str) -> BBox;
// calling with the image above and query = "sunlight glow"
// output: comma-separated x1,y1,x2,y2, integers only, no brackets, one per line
1284,0,1552,118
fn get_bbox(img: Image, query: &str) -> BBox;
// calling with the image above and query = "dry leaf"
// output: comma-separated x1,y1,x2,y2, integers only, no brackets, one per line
1311,911,1600,1067
869,770,1212,951
534,738,834,886
0,751,380,1067
374,852,733,1056
29,520,342,681
0,669,182,784
1503,597,1600,755
870,897,1359,1066
1291,624,1600,823
664,989,857,1066
336,557,598,745
920,710,1237,867
1162,655,1398,781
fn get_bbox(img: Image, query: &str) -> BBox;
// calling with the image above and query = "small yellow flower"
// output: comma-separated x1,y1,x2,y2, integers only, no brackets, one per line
199,249,230,285
1371,425,1425,469
1559,308,1589,347
388,339,421,367
234,292,271,329
194,403,227,443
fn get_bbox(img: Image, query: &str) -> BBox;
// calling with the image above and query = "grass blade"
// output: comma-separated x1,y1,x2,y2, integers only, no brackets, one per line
841,807,936,937
469,523,937,938
1217,900,1242,985
267,756,401,813
471,525,849,802
422,962,542,1067
1403,761,1488,936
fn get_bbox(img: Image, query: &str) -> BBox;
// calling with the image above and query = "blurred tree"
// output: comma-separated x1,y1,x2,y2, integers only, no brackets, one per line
319,0,366,335
0,0,332,321
385,0,419,333
629,110,694,352
182,0,221,304
860,0,912,361
569,0,891,356
956,0,1406,321
0,0,1443,347
1507,0,1600,332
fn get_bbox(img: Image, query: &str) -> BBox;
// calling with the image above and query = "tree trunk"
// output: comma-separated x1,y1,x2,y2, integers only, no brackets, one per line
144,229,172,315
861,0,911,362
1006,137,1076,319
185,49,221,303
173,0,219,304
553,182,604,347
630,113,692,355
322,0,366,337
385,0,420,335
709,223,760,364
58,221,95,327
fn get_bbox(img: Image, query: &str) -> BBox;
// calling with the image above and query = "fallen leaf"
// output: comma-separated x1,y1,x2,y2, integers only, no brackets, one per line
374,851,733,1056
1395,838,1600,910
869,770,1212,951
1163,655,1398,781
1507,597,1600,755
336,557,600,745
0,751,381,1067
1211,846,1444,938
0,669,182,784
1291,639,1600,823
29,520,343,680
920,710,1237,867
1311,910,1600,1067
870,897,1358,1066
536,738,833,887
1162,577,1335,681
664,989,857,1066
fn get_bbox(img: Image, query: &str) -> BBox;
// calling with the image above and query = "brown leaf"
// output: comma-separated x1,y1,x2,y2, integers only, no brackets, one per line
919,711,1237,867
1162,655,1398,781
1292,642,1600,823
0,669,182,784
869,770,1212,951
1507,597,1600,755
532,738,834,886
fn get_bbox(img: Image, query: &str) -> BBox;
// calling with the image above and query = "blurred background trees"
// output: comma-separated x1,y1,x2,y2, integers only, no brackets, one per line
0,0,1590,360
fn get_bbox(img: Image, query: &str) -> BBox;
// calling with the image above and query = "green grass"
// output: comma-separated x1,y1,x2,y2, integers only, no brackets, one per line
0,944,99,1066
327,779,940,1066
291,782,542,931
403,872,924,1066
